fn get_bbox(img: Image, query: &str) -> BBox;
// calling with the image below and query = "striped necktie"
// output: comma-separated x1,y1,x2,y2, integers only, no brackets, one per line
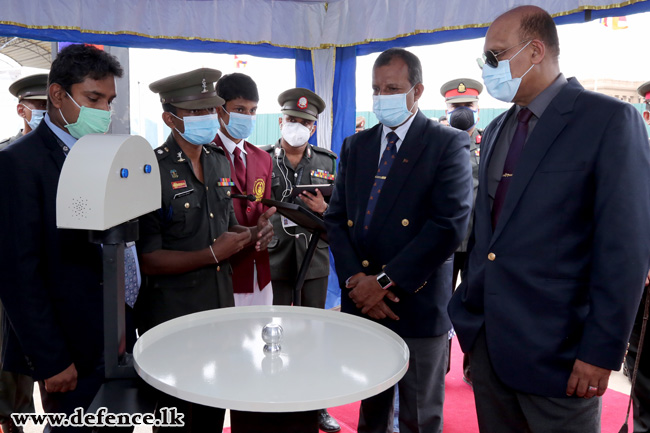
363,131,398,232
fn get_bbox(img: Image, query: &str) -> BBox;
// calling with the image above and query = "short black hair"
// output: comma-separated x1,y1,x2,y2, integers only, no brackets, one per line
48,44,123,99
373,48,423,87
162,103,177,115
216,73,259,103
519,9,560,58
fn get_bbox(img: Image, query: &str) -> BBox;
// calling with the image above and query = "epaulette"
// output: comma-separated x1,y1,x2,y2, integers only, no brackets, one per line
312,145,338,160
259,144,274,153
153,145,172,160
205,142,226,155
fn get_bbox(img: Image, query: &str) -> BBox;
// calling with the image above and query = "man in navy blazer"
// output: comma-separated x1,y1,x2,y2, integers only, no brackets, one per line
0,45,123,430
325,48,472,433
448,6,650,433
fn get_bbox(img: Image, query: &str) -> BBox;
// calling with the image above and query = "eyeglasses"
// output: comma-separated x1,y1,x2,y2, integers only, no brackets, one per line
478,39,532,69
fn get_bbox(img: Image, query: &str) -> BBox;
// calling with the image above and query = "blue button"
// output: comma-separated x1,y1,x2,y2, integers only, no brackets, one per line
120,168,129,178
144,164,152,174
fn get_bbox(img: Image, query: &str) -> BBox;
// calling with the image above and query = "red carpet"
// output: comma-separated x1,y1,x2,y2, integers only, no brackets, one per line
224,338,632,432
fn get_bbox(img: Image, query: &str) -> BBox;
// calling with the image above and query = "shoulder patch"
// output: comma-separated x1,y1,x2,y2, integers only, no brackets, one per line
205,142,226,155
154,146,170,161
311,145,338,159
259,144,274,153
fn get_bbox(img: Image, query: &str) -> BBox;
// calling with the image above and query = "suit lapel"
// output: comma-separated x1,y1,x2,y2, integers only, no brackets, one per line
38,122,67,172
476,107,513,237
244,141,255,195
355,125,383,224
367,111,428,236
490,81,579,243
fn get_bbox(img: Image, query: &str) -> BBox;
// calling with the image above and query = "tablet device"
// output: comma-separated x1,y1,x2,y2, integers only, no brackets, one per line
289,184,334,198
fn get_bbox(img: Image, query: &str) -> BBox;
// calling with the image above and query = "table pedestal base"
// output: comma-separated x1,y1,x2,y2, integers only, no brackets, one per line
230,409,318,433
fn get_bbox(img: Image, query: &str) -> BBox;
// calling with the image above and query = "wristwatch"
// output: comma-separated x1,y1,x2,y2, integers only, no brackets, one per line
376,272,394,290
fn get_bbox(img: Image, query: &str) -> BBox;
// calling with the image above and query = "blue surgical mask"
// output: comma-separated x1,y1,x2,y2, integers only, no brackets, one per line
222,108,256,140
373,85,416,127
172,112,219,146
482,41,534,103
60,92,112,139
22,104,46,130
448,106,479,131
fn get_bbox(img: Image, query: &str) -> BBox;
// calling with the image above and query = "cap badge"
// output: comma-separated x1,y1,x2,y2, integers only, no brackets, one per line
458,83,467,93
297,96,308,110
201,78,208,93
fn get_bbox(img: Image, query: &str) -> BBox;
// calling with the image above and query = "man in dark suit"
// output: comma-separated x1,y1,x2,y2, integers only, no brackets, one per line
625,80,650,433
213,72,274,306
0,73,48,433
0,44,123,432
448,6,650,433
325,48,473,433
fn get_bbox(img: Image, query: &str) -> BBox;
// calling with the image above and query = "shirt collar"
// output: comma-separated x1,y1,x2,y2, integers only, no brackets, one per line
523,73,568,119
217,129,246,155
44,113,77,150
382,109,419,142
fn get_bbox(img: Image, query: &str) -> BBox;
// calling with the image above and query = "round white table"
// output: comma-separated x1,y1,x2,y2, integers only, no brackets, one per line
133,305,409,417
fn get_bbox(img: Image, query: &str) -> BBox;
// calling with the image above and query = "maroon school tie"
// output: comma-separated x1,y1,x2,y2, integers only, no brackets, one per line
233,146,247,192
491,108,534,229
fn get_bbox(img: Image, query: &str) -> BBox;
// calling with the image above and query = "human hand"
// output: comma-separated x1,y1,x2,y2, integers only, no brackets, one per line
349,275,399,314
211,230,251,260
345,272,366,289
45,363,77,393
366,300,400,321
254,207,276,251
645,269,650,286
565,359,611,398
300,189,328,214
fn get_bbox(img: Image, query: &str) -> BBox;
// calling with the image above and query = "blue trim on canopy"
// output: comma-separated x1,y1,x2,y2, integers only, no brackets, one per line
356,26,488,56
331,46,356,157
0,25,296,58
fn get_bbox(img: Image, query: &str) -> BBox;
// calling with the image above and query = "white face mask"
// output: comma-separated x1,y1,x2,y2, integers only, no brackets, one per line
281,121,312,147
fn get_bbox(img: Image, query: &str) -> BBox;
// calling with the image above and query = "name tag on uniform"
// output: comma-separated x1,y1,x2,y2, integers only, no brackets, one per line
282,216,297,228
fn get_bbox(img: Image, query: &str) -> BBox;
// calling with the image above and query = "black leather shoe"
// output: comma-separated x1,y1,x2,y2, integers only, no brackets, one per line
318,408,341,432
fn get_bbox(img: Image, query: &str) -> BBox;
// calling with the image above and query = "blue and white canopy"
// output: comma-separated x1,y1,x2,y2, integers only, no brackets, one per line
2,0,648,151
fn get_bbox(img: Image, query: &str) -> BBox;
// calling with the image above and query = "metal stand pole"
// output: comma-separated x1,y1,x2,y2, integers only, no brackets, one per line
292,230,321,306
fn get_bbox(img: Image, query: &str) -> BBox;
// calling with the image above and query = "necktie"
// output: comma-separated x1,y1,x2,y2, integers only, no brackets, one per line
363,132,398,232
124,244,139,308
233,146,247,192
491,108,534,228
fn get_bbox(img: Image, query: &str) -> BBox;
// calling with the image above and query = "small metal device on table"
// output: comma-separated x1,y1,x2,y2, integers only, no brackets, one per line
134,306,409,433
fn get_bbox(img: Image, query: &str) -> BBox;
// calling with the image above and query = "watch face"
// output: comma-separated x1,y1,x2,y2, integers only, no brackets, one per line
377,274,391,288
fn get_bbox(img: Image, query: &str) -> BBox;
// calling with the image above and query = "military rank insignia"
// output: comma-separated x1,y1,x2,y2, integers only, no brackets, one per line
253,178,265,201
311,169,334,180
171,180,187,190
217,178,235,186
